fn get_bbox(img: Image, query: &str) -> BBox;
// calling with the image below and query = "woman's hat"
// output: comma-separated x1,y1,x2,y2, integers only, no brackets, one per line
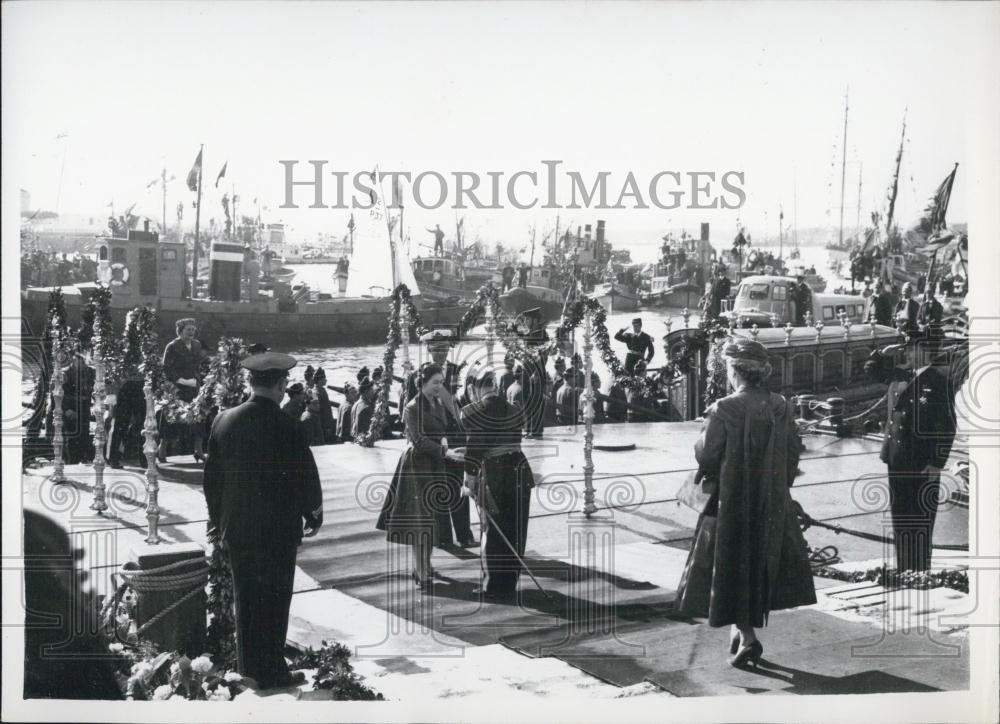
723,338,769,364
286,382,305,396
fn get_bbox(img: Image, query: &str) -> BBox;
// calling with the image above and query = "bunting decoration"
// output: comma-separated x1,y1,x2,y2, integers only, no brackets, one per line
911,164,959,254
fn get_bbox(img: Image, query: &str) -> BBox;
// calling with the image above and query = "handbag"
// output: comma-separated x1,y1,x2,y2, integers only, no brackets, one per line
676,468,718,514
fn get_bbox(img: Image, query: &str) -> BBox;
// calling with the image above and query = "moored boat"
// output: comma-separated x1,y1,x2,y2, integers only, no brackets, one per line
593,281,639,313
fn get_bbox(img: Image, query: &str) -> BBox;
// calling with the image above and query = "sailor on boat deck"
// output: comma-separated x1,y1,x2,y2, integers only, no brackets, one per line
615,317,655,375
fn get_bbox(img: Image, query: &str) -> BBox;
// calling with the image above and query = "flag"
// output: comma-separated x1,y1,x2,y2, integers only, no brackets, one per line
347,213,355,231
215,162,228,188
733,230,747,249
186,149,203,192
905,164,958,251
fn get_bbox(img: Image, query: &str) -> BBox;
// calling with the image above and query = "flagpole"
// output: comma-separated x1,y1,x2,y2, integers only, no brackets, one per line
161,167,167,237
192,144,203,299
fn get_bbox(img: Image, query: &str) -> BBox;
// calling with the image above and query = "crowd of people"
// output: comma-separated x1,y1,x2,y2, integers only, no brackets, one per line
21,249,98,289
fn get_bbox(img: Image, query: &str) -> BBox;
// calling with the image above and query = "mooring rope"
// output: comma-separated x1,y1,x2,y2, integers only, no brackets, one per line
112,557,210,635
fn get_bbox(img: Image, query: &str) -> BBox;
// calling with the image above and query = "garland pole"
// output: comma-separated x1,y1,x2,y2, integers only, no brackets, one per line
400,297,412,383
51,331,66,484
142,372,162,543
90,340,108,513
582,306,596,517
484,295,496,366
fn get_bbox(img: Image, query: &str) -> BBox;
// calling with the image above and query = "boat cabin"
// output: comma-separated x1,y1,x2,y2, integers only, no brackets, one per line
722,275,867,328
95,228,186,301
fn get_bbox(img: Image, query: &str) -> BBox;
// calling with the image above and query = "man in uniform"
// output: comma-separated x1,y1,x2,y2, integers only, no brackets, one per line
351,378,375,439
918,286,944,347
521,309,549,438
614,318,655,375
866,338,957,571
203,352,323,688
894,282,920,338
868,281,895,327
426,224,446,255
335,382,358,443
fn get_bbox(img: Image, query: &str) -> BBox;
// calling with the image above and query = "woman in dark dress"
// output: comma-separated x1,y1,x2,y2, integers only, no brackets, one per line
159,317,207,462
376,365,466,589
675,338,815,669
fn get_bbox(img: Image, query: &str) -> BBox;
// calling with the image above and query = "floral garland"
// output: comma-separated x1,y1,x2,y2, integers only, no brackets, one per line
45,287,71,357
90,284,119,379
205,529,237,671
659,316,731,409
355,285,428,446
158,336,249,425
810,562,968,593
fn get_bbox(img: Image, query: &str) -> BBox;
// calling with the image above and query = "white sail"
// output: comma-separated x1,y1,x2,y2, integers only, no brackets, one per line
346,169,420,297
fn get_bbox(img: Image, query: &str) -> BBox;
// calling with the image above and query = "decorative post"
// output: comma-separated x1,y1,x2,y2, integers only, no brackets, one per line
843,317,852,340
90,344,108,513
869,316,877,339
815,320,825,343
399,300,412,382
50,332,66,484
682,307,691,328
804,309,813,328
664,317,673,337
483,295,496,366
581,307,596,517
142,374,162,544
750,323,760,342
784,322,793,346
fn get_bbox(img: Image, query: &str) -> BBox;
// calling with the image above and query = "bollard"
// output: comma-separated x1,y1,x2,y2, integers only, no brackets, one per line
125,542,208,655
827,396,847,437
797,394,815,421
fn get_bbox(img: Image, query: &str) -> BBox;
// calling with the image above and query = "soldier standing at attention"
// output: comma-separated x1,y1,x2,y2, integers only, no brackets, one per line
615,317,655,375
866,337,957,571
203,352,323,688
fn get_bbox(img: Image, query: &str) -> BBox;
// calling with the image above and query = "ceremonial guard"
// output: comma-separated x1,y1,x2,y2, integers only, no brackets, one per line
203,352,323,688
159,318,207,462
615,318,655,375
791,274,813,326
867,337,957,571
300,390,325,445
351,378,375,439
918,287,944,345
462,368,534,598
312,367,337,443
336,382,358,443
555,369,580,425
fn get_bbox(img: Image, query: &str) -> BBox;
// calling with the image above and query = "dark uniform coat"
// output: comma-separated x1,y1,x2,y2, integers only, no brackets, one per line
555,383,579,425
880,363,956,571
462,393,534,594
60,354,95,464
614,328,655,375
376,392,452,545
894,297,921,337
162,338,206,403
675,389,816,627
203,395,323,687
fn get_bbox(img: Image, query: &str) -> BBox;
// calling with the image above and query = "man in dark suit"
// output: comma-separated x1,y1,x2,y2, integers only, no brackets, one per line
918,287,944,346
351,378,375,440
203,352,323,689
867,338,957,571
615,318,655,375
894,282,921,338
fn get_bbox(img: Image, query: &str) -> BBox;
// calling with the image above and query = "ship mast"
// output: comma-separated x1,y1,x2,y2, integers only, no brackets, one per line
793,167,799,253
884,113,907,250
838,89,849,248
855,163,862,239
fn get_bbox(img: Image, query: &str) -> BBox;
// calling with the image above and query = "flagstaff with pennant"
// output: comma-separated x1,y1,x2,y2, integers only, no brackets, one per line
187,146,204,299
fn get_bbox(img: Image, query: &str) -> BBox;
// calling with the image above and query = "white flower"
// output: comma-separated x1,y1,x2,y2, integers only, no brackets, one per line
130,661,153,679
168,694,185,700
108,643,124,654
223,672,242,682
209,688,232,701
190,655,213,674
152,684,173,701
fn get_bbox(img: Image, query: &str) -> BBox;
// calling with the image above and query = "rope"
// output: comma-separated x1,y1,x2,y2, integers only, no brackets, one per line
112,557,210,636
796,503,969,551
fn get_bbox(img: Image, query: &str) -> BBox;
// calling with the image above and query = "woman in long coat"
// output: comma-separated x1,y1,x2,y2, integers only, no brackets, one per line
376,364,466,589
675,338,815,669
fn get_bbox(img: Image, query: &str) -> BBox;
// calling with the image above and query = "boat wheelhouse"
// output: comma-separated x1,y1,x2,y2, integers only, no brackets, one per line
720,275,867,328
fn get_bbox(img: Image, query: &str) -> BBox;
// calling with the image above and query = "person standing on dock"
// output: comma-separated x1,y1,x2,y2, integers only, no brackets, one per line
675,338,815,670
336,382,358,443
159,318,207,463
555,369,579,426
867,337,957,572
894,282,920,338
312,367,337,443
615,318,655,375
203,351,323,689
917,287,944,346
521,310,549,439
461,368,534,599
376,364,467,589
281,382,306,421
59,349,95,465
351,378,375,439
791,274,813,326
868,281,895,327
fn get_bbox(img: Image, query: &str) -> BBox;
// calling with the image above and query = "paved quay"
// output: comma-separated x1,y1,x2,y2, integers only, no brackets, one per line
21,421,971,698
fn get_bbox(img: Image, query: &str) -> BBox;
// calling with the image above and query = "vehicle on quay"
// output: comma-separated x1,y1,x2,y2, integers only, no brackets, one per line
719,274,868,329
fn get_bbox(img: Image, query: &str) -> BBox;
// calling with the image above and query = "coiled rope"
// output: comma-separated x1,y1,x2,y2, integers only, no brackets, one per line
112,557,210,635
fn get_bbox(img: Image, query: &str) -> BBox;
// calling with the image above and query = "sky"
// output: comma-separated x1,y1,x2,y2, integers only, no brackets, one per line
3,1,996,263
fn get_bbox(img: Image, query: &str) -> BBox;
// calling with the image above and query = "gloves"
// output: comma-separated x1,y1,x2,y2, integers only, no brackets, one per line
303,507,324,537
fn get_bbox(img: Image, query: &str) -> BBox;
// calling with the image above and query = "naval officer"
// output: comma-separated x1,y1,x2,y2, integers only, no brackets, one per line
615,318,655,375
203,351,323,688
867,337,957,571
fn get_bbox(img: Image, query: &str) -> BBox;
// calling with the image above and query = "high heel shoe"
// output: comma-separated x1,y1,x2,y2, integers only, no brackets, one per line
193,451,206,463
728,640,763,669
729,630,740,655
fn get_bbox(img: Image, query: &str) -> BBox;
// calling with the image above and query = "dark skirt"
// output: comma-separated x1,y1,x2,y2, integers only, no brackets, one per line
375,448,447,547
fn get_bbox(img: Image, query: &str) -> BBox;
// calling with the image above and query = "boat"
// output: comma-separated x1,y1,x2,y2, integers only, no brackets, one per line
410,253,499,303
641,224,716,309
498,265,566,320
592,281,639,313
662,322,903,422
21,222,467,347
719,274,868,329
640,278,704,310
